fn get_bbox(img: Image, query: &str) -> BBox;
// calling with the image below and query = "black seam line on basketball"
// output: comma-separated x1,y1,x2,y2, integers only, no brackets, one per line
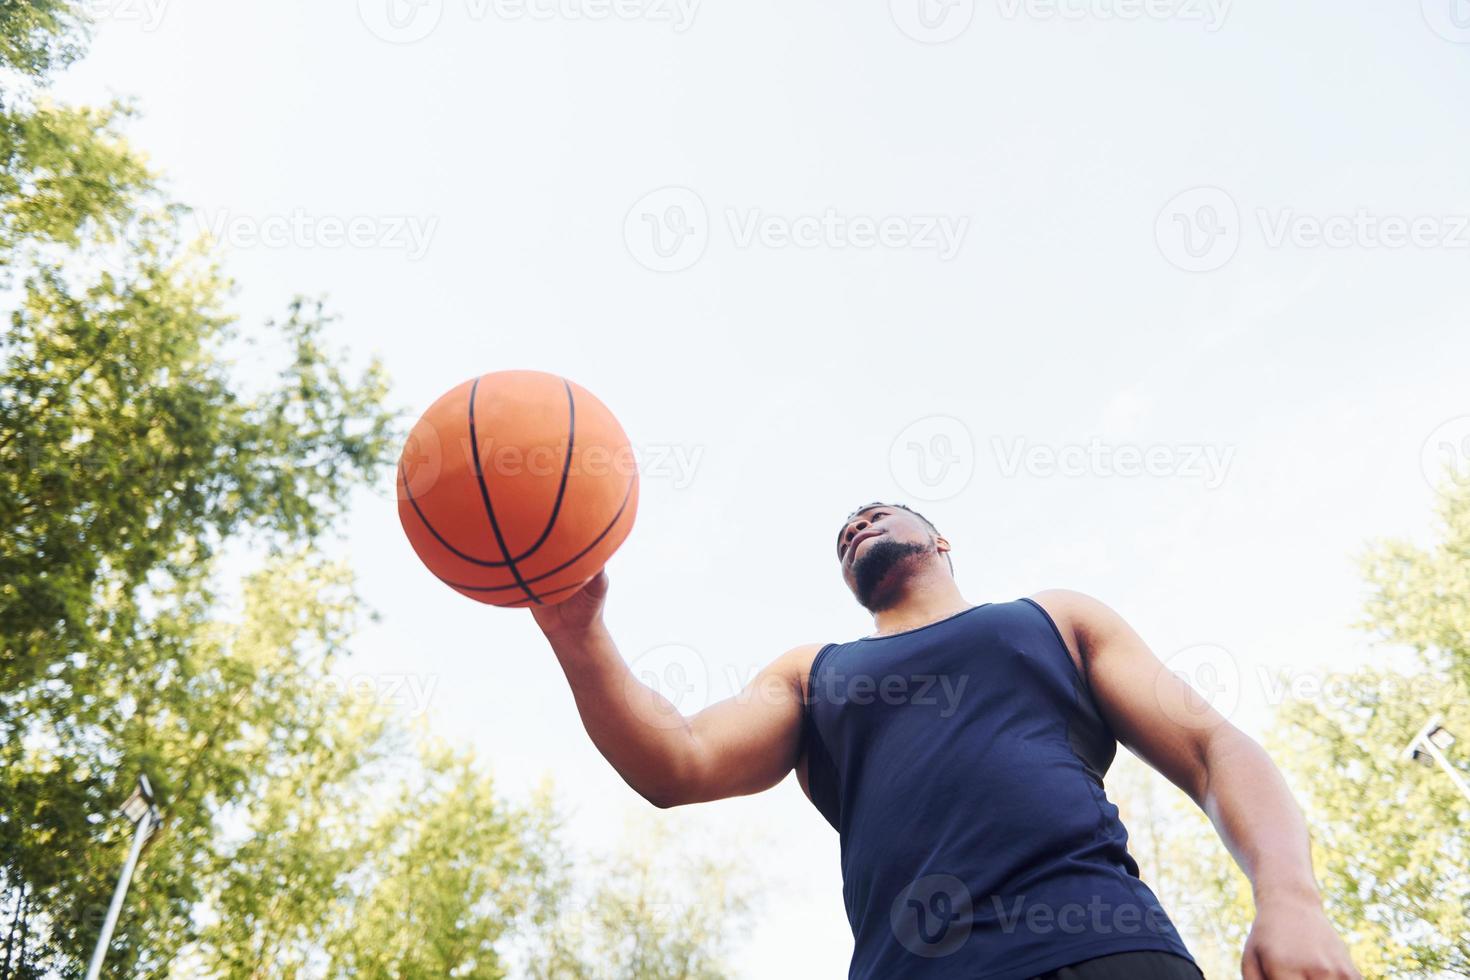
399,463,567,567
512,378,575,563
399,381,576,569
399,463,514,567
432,474,635,593
468,376,541,605
489,580,589,605
502,578,593,606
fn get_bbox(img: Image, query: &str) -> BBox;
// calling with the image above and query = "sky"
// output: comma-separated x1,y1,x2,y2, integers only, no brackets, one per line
49,0,1470,974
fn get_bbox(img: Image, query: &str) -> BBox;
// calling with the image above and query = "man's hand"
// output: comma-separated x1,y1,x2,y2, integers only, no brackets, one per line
1030,590,1362,980
1243,893,1360,980
530,570,610,638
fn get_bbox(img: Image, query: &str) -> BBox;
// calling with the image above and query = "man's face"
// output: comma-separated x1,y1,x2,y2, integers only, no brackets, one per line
835,505,947,611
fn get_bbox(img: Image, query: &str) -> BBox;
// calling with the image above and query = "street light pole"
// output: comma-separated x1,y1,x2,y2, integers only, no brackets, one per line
84,776,160,980
1402,715,1470,804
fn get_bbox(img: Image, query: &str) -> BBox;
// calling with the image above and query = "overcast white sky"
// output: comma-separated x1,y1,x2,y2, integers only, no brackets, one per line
52,0,1470,974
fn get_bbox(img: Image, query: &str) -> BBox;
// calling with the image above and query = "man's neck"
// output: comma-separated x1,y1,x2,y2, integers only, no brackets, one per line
869,574,972,637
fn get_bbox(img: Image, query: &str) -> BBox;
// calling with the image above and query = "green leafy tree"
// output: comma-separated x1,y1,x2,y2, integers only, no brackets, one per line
0,0,83,84
1107,752,1253,980
2,7,752,979
1268,670,1469,977
1259,481,1470,977
516,815,752,980
0,1,396,971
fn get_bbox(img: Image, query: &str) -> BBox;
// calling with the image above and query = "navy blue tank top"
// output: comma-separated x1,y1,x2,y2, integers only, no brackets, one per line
802,599,1196,979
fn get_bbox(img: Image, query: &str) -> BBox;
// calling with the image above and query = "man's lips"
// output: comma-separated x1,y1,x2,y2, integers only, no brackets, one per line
845,529,882,564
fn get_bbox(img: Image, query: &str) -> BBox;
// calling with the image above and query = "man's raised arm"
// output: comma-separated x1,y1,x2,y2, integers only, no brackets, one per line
532,571,820,808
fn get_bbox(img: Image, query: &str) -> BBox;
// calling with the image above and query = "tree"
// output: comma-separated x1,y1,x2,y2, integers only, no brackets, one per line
1,6,751,978
1260,481,1470,976
0,0,83,84
1,0,396,969
1107,752,1253,980
1268,670,1469,977
513,813,753,980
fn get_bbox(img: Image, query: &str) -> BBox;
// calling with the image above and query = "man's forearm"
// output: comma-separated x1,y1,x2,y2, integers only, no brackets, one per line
1199,727,1322,906
543,622,697,806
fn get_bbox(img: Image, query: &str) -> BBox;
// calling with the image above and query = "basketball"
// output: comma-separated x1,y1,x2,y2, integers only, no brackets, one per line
396,370,639,607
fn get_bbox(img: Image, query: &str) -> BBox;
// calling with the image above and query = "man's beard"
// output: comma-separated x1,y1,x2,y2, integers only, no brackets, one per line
853,538,930,611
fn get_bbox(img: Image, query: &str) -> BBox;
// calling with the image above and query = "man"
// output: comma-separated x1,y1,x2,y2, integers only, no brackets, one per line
531,502,1360,979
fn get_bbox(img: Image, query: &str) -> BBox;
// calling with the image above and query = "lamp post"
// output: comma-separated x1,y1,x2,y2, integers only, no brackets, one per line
84,775,161,980
1401,715,1470,803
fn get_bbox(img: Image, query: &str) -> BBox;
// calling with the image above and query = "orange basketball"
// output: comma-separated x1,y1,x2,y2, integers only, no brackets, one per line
396,370,639,607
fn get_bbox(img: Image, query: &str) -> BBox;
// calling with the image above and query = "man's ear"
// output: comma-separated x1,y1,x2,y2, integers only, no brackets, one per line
935,535,951,555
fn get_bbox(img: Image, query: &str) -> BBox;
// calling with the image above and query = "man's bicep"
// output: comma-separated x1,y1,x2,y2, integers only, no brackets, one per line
1057,591,1226,805
683,643,822,802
